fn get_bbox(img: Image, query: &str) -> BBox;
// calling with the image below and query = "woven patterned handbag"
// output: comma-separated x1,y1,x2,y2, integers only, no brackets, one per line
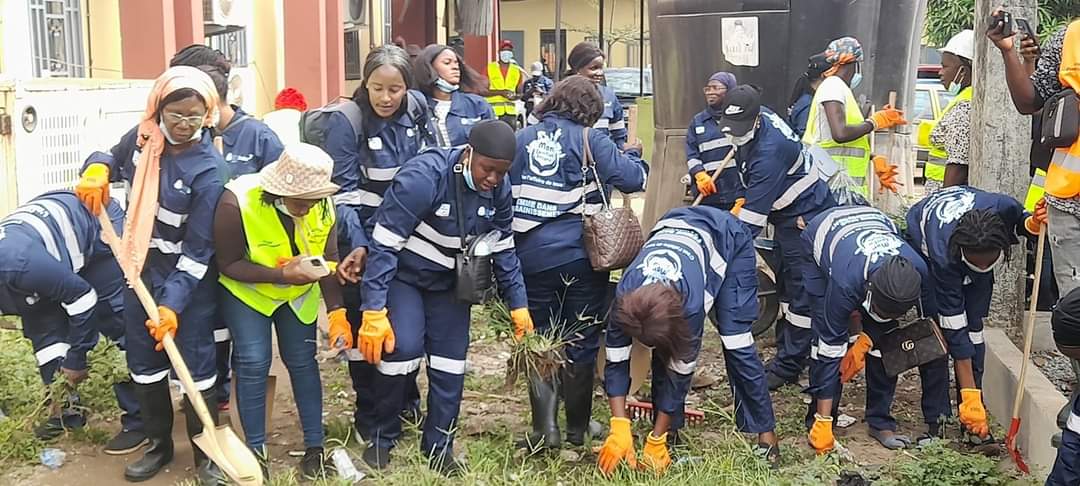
580,127,644,271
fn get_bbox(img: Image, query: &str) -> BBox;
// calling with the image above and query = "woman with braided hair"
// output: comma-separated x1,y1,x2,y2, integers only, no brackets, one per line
903,185,1040,444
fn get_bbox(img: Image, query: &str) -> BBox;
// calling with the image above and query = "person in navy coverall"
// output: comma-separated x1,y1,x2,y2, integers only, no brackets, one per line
800,205,945,454
1048,288,1080,486
715,85,837,392
905,186,1038,442
356,120,533,475
565,42,632,150
598,206,779,475
0,192,144,452
511,76,648,449
686,72,742,211
170,45,286,411
77,66,226,483
328,45,434,437
413,44,495,148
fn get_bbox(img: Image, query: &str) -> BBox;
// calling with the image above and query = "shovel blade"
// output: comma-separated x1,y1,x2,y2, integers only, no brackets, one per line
1004,418,1029,474
193,425,264,486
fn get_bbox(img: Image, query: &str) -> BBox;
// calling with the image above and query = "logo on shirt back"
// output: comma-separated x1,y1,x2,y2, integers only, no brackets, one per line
636,249,684,285
526,128,565,177
931,189,976,227
855,230,903,264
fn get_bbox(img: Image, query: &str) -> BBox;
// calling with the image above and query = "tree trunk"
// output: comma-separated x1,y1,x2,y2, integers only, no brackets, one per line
970,0,1038,329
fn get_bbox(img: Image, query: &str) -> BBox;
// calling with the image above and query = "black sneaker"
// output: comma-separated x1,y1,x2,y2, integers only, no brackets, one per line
34,413,86,440
765,371,793,391
104,429,149,455
300,447,336,480
362,445,390,470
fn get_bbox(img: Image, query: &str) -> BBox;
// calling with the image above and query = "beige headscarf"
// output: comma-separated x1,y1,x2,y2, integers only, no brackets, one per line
118,66,219,281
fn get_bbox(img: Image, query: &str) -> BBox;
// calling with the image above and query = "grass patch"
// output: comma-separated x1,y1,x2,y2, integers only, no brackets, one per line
872,440,1031,486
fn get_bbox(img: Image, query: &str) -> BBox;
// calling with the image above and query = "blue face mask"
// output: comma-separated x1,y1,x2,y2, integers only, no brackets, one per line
499,50,513,64
462,149,477,191
946,67,965,96
850,72,863,89
435,78,459,93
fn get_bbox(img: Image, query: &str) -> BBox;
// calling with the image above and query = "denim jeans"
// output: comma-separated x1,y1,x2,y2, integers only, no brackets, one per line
220,290,324,448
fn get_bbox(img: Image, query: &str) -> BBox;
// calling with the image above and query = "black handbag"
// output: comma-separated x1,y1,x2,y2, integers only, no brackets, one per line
452,164,497,304
878,318,948,378
1041,88,1080,148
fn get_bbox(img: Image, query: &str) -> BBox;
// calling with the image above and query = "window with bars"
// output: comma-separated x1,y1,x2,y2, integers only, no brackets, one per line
28,0,85,77
206,28,248,67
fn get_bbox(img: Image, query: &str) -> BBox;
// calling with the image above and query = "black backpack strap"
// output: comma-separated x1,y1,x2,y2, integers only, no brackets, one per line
452,157,468,251
407,91,434,147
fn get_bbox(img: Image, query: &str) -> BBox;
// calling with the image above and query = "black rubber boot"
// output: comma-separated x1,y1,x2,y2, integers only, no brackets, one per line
561,364,595,446
184,388,224,486
124,381,174,482
517,371,561,450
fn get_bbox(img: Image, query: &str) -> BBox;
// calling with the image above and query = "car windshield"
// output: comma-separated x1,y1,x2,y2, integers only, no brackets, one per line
604,69,653,96
912,88,935,123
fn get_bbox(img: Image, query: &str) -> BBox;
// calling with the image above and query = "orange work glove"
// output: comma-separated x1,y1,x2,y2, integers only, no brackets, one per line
359,309,395,365
597,417,637,475
75,163,110,215
869,104,908,130
808,414,835,454
510,308,534,342
327,308,353,349
730,197,746,216
640,432,672,475
872,156,900,193
694,171,717,196
959,388,990,439
145,306,178,352
1026,197,1047,235
840,333,873,383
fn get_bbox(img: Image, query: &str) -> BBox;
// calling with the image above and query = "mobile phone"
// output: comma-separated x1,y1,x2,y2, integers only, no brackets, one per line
988,10,1014,37
299,255,331,278
1015,17,1036,41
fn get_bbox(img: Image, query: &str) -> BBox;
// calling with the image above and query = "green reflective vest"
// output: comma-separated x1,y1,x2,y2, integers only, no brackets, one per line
925,86,973,182
1026,168,1047,212
218,174,336,324
803,78,872,195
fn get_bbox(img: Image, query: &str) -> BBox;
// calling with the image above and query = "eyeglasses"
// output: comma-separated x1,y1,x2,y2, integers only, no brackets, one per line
162,112,206,127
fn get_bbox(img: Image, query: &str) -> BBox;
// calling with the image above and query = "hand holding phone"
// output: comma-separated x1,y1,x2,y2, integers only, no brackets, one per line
1015,18,1036,41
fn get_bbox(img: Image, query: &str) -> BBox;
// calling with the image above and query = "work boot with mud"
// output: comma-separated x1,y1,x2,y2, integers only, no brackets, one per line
184,388,225,486
517,371,561,451
561,364,595,446
124,381,174,482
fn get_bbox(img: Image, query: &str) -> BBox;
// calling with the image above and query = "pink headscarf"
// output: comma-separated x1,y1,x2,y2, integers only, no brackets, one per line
118,66,219,281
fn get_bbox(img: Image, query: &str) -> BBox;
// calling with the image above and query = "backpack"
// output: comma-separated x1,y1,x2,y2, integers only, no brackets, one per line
300,90,432,150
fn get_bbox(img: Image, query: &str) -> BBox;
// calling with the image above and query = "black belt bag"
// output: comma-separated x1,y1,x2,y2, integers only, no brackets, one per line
452,164,497,305
878,318,948,378
1041,88,1080,148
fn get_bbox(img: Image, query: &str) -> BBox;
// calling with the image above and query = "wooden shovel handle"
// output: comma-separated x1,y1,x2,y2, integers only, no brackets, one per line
1011,224,1047,418
692,148,737,207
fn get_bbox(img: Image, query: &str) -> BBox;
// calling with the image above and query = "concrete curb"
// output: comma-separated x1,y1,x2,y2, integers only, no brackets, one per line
983,328,1067,476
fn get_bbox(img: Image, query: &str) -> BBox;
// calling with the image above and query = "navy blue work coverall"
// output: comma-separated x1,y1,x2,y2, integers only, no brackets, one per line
360,148,527,455
322,90,433,429
801,206,950,432
87,128,225,391
525,84,628,149
731,107,836,384
605,206,774,433
1048,393,1080,485
906,186,1030,399
425,90,494,148
0,192,140,430
214,105,285,403
686,109,742,210
510,112,648,366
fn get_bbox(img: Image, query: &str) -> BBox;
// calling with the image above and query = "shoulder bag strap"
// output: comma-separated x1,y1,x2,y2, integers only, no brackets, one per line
580,127,610,211
453,157,468,252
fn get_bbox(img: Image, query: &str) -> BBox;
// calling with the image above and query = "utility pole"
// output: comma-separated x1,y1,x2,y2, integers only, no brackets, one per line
970,0,1038,328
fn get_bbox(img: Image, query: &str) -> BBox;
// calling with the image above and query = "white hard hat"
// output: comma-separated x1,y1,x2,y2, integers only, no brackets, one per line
940,30,975,61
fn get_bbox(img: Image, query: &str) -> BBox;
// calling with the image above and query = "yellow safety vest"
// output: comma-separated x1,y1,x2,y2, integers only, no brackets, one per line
1045,20,1080,199
803,78,872,195
218,174,336,324
923,86,973,183
1026,168,1047,212
486,62,520,117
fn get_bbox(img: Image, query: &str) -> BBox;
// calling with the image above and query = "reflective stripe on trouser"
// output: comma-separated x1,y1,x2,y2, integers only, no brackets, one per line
20,304,76,383
1026,169,1047,212
864,354,951,431
766,216,817,382
939,273,992,363
124,279,218,390
525,258,609,366
369,278,471,454
1048,394,1080,485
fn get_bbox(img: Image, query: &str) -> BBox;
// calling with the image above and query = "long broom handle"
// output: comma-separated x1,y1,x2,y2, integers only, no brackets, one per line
1012,224,1047,418
95,210,220,433
691,148,737,207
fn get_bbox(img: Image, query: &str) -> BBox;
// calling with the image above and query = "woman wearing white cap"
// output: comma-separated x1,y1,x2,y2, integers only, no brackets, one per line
213,143,352,480
922,30,975,192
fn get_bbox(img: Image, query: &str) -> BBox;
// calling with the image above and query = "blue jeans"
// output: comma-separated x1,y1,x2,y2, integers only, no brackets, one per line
220,290,324,448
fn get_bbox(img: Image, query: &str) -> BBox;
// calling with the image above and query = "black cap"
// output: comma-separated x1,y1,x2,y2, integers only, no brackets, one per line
468,119,517,161
867,256,922,317
717,85,762,137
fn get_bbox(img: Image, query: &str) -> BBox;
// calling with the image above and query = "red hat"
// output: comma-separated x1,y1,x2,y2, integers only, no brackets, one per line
274,87,308,111
500,40,514,50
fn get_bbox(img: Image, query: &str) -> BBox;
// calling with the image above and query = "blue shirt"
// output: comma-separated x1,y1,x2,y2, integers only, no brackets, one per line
735,107,834,237
686,109,741,206
510,113,649,275
596,85,628,147
361,148,526,310
428,91,495,148
788,93,813,138
218,106,285,180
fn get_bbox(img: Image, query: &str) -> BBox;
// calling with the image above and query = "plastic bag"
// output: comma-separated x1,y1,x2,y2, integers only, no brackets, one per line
827,168,870,207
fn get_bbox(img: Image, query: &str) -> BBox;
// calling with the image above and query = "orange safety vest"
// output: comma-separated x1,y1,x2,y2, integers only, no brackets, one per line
486,62,520,116
1044,20,1080,198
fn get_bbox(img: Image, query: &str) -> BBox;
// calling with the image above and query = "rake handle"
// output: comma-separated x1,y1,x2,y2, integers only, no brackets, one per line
95,210,220,433
1011,225,1047,420
691,148,737,207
